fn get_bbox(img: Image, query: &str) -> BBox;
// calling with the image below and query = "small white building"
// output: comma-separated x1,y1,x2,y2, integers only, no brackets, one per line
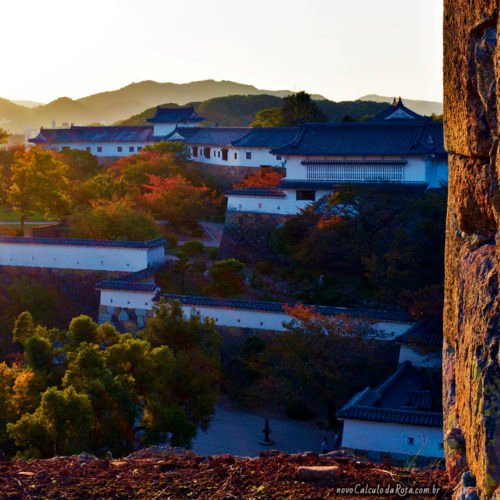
147,106,204,137
0,236,166,272
337,361,443,461
226,100,448,215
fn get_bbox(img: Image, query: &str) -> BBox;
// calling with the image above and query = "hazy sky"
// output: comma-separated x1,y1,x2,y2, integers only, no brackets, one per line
2,0,443,103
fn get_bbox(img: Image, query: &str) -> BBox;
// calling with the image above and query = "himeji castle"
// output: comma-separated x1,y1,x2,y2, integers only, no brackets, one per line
30,99,448,216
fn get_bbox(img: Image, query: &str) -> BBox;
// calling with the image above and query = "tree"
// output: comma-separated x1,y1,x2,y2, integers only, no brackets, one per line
208,259,245,297
76,171,130,205
0,128,8,144
12,311,35,345
112,150,181,187
251,107,284,127
58,149,100,180
281,91,328,126
2,311,222,457
7,147,71,235
69,199,160,240
141,174,215,230
8,386,93,458
236,167,284,188
24,335,53,372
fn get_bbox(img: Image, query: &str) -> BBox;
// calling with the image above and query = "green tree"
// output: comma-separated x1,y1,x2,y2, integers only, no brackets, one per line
12,311,35,345
251,107,284,127
8,386,93,458
281,91,327,126
58,149,100,180
69,199,160,240
7,147,71,235
24,335,53,373
209,259,245,297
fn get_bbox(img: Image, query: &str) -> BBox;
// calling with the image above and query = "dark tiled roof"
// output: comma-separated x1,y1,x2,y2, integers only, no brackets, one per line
397,319,443,347
185,128,251,146
337,362,443,427
147,106,204,124
160,127,203,141
0,236,166,249
161,294,414,322
231,127,299,148
96,281,159,292
368,98,426,122
271,121,445,157
279,179,429,191
225,187,286,198
30,125,155,144
96,266,162,292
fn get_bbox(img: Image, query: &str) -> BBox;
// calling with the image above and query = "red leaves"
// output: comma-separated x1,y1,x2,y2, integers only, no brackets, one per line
236,168,284,189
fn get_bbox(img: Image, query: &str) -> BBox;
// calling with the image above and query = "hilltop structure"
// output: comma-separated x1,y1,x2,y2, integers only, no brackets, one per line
226,99,448,215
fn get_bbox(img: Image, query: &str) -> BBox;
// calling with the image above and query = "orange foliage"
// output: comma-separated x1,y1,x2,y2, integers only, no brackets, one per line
141,174,215,228
236,168,284,188
283,303,374,336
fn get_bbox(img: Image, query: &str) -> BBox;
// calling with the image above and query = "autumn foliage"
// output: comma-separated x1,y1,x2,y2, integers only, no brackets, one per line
141,174,216,229
282,303,374,336
235,168,284,189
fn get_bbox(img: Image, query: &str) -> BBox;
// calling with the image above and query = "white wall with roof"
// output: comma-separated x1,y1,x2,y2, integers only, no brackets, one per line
46,142,150,157
341,419,443,458
189,145,283,168
0,241,165,272
97,289,414,337
226,189,333,215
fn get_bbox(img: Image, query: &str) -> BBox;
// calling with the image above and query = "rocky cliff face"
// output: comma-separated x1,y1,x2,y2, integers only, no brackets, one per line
443,2,500,497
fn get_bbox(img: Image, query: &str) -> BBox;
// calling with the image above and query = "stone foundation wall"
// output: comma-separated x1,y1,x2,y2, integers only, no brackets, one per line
98,305,153,334
443,2,500,497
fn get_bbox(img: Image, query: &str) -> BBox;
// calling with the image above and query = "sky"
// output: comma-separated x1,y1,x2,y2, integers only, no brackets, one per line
2,0,443,104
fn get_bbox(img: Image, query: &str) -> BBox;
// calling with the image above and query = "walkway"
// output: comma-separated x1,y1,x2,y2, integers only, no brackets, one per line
192,405,334,457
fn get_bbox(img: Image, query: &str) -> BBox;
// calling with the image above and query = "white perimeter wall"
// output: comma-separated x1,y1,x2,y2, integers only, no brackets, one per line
100,289,157,309
0,243,165,272
341,419,444,458
46,142,151,157
98,291,414,337
227,190,336,215
189,146,282,168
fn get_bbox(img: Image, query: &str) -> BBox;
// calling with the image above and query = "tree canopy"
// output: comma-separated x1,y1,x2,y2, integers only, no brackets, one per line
7,148,71,234
1,302,222,458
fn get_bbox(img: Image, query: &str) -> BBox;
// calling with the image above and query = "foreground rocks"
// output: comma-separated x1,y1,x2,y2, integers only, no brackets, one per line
0,450,451,499
443,1,500,498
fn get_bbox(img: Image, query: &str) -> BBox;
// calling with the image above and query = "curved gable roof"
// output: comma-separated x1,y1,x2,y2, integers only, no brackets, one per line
147,106,204,124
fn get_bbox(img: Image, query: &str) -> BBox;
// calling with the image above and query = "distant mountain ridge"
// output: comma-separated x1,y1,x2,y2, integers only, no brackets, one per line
0,80,443,133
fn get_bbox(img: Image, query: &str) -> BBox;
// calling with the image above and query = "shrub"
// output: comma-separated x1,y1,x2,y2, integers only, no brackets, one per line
164,233,178,248
285,400,316,421
182,240,205,257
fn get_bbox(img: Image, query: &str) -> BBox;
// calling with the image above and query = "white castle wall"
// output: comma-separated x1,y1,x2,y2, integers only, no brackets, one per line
341,419,443,458
0,240,166,272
